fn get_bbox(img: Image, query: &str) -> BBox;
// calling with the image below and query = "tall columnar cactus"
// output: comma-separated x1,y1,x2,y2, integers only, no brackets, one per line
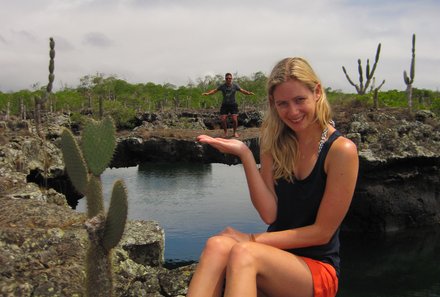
60,116,128,297
342,43,382,95
35,37,55,138
404,34,416,113
47,37,55,93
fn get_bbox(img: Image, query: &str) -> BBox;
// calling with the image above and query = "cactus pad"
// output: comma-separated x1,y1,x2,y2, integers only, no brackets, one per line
103,179,128,251
60,129,88,194
82,116,116,176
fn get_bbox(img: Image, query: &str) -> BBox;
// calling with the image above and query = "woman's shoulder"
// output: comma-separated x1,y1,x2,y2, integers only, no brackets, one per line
324,130,359,174
329,130,358,159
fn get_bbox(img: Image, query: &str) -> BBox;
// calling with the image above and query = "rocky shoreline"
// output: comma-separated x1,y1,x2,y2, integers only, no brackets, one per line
0,107,439,296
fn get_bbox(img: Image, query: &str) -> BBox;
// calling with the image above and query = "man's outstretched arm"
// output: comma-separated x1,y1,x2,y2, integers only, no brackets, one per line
202,89,218,96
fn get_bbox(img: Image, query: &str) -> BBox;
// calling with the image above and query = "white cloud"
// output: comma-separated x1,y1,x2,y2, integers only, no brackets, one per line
0,0,439,92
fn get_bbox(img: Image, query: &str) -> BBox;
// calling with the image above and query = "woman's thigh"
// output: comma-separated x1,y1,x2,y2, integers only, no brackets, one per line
239,243,314,297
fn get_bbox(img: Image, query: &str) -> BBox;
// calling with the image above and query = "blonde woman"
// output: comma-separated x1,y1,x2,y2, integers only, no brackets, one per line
187,57,359,297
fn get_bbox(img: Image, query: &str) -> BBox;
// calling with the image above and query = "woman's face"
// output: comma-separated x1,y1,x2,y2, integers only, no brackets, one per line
272,79,321,132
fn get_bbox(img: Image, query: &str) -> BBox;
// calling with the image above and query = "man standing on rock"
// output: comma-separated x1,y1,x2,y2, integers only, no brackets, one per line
202,73,254,137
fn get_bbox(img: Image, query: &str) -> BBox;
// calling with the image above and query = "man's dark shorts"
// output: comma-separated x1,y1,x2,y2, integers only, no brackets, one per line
220,103,239,115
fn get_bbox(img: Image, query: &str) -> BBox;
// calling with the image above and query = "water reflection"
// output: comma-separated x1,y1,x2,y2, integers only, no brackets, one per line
135,162,213,207
338,229,440,297
138,162,212,181
76,162,267,260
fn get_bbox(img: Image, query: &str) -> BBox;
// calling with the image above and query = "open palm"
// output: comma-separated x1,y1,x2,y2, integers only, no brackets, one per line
197,135,248,157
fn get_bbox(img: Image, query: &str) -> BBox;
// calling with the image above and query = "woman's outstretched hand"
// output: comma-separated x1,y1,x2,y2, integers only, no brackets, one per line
197,135,250,158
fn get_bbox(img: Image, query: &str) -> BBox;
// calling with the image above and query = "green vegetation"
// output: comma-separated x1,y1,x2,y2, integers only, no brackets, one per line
0,71,439,129
1,33,439,128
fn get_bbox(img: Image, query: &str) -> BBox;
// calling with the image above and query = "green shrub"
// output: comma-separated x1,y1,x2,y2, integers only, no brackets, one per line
103,100,137,129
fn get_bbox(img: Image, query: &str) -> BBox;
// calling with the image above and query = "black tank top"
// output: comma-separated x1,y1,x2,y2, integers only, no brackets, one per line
268,130,342,276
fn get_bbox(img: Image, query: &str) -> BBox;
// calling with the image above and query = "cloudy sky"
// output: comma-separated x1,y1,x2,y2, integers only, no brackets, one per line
0,0,439,93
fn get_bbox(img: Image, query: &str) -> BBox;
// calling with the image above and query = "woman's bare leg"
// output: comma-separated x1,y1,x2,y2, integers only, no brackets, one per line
187,235,237,297
224,242,313,297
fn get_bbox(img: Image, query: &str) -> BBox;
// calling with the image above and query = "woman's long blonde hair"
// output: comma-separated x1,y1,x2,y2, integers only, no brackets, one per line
260,57,332,182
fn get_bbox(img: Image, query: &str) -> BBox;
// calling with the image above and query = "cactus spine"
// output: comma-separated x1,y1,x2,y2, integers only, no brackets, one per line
60,116,128,297
404,33,416,113
342,43,382,95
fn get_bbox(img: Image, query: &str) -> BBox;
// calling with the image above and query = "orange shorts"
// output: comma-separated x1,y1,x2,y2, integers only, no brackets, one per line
301,257,339,297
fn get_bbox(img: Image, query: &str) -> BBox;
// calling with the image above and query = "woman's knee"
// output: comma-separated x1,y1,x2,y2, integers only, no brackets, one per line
202,235,236,258
228,242,257,269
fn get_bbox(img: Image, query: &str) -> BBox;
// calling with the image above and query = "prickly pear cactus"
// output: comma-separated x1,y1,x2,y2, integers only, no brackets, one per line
81,116,116,176
60,116,128,297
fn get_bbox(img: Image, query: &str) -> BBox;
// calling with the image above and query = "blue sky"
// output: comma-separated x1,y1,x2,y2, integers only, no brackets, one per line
0,0,439,93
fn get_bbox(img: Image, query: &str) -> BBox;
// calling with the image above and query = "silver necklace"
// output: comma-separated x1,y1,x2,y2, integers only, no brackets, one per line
317,127,329,154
